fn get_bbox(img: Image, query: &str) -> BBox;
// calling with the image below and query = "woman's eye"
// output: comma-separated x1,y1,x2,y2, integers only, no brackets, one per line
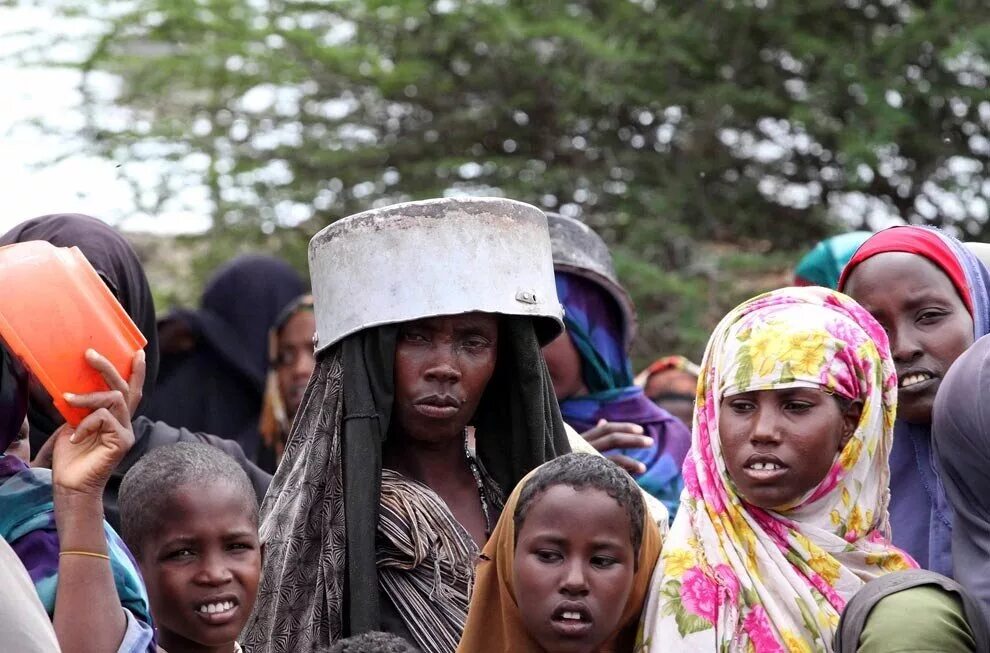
729,401,755,413
402,332,429,343
227,542,252,552
463,337,490,350
918,311,945,324
784,401,812,412
535,550,562,563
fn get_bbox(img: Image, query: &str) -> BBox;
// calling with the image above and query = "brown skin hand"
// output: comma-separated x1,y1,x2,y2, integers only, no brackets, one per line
52,349,145,653
542,332,651,475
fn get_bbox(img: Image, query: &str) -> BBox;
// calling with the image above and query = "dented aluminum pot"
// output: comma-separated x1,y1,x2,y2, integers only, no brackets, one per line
309,197,564,352
546,212,637,350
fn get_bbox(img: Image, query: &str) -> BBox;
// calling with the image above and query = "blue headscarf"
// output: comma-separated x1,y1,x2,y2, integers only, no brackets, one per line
840,225,990,578
794,231,872,289
555,272,691,517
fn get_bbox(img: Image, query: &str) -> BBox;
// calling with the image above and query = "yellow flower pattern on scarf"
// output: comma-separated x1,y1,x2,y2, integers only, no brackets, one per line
639,288,918,653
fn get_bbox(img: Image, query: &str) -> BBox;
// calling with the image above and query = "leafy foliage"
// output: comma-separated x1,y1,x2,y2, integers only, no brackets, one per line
13,0,990,360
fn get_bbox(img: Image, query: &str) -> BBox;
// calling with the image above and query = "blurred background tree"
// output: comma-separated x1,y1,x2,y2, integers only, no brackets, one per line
9,0,990,362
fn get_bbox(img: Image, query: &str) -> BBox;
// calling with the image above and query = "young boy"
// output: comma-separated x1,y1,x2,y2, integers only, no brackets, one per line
119,442,262,653
458,453,661,653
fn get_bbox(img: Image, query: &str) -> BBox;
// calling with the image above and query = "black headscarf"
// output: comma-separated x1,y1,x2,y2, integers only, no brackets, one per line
0,214,159,452
933,333,990,625
190,253,307,388
244,316,569,652
144,255,305,458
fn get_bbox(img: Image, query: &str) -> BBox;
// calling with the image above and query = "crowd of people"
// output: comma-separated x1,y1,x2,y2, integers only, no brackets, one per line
0,200,987,653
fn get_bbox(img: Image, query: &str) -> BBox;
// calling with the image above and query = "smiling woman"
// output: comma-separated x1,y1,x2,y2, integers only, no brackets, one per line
638,287,916,653
838,225,990,576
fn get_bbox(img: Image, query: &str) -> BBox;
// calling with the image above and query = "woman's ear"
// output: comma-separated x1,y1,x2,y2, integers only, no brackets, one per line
839,400,863,449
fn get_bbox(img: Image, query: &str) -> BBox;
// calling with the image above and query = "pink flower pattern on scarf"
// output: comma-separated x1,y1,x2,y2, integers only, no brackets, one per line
640,287,917,652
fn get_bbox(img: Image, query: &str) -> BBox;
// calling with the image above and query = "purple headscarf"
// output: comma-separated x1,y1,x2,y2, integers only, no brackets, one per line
555,272,691,517
933,333,990,623
840,225,990,578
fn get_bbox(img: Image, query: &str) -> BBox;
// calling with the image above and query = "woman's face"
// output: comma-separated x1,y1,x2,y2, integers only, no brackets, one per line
542,332,586,401
392,312,498,444
274,310,316,420
719,387,860,510
844,252,974,425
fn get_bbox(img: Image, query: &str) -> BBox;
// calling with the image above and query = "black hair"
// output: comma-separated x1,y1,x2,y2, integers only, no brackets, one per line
118,442,258,555
513,453,645,559
325,631,422,653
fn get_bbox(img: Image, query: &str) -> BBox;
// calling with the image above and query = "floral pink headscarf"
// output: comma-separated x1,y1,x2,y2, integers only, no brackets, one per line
638,287,916,653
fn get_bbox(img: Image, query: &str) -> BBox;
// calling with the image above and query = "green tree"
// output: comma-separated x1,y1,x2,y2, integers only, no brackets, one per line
14,0,990,359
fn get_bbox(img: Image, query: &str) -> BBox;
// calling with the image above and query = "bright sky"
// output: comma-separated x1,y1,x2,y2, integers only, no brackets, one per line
0,4,210,234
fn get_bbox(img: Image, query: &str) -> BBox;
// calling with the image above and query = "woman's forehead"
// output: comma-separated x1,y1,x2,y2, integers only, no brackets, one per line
845,251,959,298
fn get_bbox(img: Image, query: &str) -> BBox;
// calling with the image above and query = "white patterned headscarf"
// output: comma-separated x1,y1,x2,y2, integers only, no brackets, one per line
639,287,916,653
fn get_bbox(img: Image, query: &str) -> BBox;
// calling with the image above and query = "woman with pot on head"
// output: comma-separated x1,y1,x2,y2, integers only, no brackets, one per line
838,225,990,576
638,287,984,652
541,213,690,518
242,198,571,653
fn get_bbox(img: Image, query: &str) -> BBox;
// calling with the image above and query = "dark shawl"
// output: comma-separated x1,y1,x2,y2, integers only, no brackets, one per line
243,317,569,653
144,254,305,458
0,214,160,456
933,333,990,625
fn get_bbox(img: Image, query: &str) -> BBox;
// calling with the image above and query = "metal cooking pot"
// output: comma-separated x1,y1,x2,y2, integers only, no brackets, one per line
546,212,637,350
310,197,564,352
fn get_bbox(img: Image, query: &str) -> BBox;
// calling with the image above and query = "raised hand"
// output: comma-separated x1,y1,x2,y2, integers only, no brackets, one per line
51,349,145,496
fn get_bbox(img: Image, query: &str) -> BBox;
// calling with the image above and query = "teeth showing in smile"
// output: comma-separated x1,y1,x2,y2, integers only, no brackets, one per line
198,601,234,614
900,373,931,388
748,462,782,471
561,612,583,621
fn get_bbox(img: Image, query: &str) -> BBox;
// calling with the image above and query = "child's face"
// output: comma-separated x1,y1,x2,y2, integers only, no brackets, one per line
137,482,261,653
4,418,30,463
512,485,636,653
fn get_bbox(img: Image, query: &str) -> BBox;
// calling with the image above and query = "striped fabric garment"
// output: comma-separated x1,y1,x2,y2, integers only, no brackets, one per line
377,467,503,653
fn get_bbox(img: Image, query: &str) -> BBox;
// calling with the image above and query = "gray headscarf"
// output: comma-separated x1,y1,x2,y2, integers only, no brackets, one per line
932,332,990,626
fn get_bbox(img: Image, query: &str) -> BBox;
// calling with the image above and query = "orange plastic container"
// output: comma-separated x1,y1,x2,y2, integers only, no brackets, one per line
0,241,147,425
